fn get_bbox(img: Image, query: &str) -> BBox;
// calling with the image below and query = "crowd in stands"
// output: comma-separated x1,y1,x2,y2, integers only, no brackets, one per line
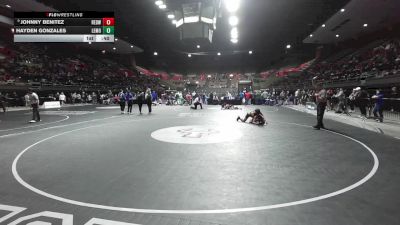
0,43,164,94
260,38,400,90
309,39,400,83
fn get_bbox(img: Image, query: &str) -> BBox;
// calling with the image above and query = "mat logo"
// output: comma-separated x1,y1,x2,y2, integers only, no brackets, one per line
0,203,139,225
152,125,242,144
177,127,219,138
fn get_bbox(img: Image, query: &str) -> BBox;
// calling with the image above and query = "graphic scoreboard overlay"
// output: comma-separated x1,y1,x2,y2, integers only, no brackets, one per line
13,12,115,43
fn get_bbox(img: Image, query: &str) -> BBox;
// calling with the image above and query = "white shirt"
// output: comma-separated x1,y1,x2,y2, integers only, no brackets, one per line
316,89,327,103
59,94,66,101
30,92,39,104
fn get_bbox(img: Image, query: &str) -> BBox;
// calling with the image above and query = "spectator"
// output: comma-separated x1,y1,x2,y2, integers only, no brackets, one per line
244,90,252,105
348,88,358,112
151,90,158,104
312,77,327,130
125,89,134,114
355,87,368,119
372,89,384,122
24,92,30,107
334,88,347,114
118,89,126,114
145,88,152,113
59,92,66,105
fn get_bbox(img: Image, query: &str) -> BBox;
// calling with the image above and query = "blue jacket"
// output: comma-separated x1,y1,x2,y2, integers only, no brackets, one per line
125,92,134,101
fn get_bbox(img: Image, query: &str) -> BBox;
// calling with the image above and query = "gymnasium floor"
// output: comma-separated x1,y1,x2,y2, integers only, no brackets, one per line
0,104,399,225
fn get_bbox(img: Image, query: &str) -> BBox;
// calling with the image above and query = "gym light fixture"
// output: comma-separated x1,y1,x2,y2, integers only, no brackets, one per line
229,16,239,26
230,27,238,39
224,0,240,13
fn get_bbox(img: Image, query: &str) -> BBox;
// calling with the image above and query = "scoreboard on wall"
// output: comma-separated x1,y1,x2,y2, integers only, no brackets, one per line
13,12,115,43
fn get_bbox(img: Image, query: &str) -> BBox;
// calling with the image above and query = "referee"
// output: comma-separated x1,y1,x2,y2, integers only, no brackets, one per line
312,76,327,130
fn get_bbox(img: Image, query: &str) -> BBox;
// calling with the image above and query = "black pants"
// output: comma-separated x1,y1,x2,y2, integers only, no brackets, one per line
336,101,346,113
147,100,152,113
138,102,143,113
316,102,326,128
120,102,125,112
349,100,355,111
359,104,367,117
373,104,383,122
191,102,203,110
127,101,133,113
32,103,40,121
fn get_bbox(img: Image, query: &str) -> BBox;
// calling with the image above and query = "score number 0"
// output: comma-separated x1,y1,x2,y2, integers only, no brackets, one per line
102,18,115,35
102,18,115,26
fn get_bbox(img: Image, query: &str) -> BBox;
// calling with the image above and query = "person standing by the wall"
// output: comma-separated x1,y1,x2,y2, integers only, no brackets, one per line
334,88,347,114
126,89,135,115
137,91,144,114
244,90,252,105
24,92,30,107
355,87,368,119
118,89,126,114
151,90,158,105
372,89,384,123
29,90,40,123
145,88,152,114
59,92,66,106
312,77,327,130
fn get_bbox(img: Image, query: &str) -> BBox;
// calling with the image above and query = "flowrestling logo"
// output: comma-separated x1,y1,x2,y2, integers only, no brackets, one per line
0,203,139,224
177,127,219,138
151,125,242,144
